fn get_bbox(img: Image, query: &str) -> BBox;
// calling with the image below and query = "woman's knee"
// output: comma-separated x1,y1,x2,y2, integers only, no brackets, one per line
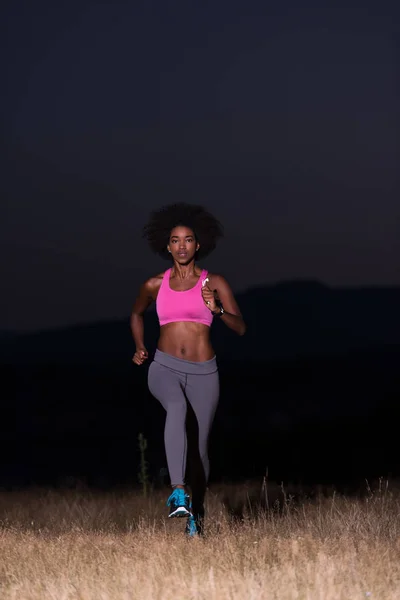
166,396,187,418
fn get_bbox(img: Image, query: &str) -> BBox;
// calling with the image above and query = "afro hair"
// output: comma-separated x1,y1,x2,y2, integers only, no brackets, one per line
143,202,223,260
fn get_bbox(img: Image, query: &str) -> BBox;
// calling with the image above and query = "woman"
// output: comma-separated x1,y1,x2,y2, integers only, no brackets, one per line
131,203,246,536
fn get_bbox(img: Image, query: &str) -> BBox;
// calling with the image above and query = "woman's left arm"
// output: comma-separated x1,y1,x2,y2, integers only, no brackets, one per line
202,274,246,336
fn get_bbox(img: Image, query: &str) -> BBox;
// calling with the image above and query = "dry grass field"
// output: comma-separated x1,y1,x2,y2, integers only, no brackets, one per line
0,479,399,599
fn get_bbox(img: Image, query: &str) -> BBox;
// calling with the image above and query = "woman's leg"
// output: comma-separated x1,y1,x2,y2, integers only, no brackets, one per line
184,371,220,524
148,361,188,487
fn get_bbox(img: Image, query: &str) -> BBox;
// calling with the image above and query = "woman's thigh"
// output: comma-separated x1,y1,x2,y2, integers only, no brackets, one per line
148,361,186,411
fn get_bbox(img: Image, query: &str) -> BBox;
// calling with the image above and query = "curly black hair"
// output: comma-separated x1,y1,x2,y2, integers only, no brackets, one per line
143,202,223,260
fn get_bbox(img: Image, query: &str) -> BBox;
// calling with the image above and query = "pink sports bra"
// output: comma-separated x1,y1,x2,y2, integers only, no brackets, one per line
156,268,213,327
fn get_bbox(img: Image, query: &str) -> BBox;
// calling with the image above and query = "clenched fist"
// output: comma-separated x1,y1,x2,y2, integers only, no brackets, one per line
132,347,148,366
201,283,218,312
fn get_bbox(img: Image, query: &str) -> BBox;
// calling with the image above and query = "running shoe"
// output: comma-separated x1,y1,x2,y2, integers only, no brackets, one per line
185,513,198,537
185,503,204,537
167,488,191,518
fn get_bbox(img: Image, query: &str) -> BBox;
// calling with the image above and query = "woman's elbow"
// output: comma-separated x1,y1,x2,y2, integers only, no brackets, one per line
238,320,247,336
130,312,143,328
131,310,144,321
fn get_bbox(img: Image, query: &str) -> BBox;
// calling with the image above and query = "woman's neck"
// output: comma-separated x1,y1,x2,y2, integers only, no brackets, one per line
171,261,199,280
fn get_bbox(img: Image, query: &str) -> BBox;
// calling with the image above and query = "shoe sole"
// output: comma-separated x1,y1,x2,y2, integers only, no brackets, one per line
168,506,191,518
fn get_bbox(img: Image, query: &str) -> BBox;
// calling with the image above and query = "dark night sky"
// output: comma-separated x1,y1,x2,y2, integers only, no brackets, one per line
2,1,399,332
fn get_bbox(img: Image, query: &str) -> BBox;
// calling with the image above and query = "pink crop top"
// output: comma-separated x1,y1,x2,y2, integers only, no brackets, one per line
156,268,213,327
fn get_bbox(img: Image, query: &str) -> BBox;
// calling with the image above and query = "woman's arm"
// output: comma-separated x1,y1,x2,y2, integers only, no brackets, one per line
130,277,160,365
202,274,246,336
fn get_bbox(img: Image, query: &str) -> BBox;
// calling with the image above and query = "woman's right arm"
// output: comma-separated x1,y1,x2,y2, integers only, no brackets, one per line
130,278,158,366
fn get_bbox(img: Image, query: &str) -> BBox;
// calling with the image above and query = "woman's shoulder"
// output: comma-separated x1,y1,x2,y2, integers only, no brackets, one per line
144,271,168,294
205,272,233,292
205,271,226,284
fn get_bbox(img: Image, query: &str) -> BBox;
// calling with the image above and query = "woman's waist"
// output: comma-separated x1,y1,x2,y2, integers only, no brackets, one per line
153,349,218,374
157,323,214,362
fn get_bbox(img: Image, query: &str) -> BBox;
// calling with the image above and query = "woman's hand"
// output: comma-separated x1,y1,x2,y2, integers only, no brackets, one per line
201,284,218,312
132,347,148,366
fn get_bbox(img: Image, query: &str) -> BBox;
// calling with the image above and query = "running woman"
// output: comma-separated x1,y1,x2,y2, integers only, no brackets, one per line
131,203,246,536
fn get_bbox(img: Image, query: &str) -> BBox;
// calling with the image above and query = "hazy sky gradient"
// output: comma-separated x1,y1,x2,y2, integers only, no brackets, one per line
2,1,399,331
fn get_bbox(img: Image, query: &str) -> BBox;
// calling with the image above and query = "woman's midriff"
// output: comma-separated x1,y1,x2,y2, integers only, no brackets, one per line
157,322,215,362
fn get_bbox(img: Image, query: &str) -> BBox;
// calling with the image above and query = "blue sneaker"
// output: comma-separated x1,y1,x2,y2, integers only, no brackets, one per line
185,513,198,537
167,488,191,518
185,503,204,537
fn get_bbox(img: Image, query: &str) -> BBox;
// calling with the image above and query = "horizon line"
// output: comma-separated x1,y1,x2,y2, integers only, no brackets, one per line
2,279,400,337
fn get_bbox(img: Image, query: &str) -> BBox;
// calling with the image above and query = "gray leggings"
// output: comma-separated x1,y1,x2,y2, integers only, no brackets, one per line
148,350,219,486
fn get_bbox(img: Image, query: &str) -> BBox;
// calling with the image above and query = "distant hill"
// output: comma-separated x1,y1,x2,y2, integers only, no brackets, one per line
213,280,400,361
1,281,399,364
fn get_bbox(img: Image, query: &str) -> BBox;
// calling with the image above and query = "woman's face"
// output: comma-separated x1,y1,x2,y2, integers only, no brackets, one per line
167,226,199,263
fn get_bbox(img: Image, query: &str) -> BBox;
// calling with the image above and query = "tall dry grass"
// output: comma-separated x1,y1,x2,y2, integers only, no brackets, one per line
0,479,399,599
